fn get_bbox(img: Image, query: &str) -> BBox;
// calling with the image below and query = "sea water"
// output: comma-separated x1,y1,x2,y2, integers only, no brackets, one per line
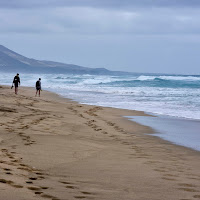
126,115,200,151
1,72,200,151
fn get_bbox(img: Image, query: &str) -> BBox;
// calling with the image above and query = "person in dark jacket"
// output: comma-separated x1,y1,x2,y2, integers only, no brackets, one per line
35,78,41,97
13,73,20,95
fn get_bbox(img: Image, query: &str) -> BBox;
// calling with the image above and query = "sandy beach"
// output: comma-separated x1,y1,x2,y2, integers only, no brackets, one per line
0,85,200,200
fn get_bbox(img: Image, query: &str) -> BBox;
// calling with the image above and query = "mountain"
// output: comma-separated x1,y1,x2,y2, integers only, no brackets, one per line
0,45,117,75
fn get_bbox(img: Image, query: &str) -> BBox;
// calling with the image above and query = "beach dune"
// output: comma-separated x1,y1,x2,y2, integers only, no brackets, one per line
0,86,200,200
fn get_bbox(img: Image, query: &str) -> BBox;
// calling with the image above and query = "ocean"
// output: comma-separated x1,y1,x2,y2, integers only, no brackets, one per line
1,72,200,151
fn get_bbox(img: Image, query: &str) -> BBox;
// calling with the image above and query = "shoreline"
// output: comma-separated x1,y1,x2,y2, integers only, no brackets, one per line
0,85,200,200
46,86,200,152
126,115,200,152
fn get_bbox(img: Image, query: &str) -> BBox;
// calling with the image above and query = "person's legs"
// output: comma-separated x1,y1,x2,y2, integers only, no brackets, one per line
39,89,40,97
14,83,18,94
35,89,38,96
15,87,18,94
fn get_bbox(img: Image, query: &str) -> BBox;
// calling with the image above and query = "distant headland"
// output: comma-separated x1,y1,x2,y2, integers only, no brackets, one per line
0,45,131,75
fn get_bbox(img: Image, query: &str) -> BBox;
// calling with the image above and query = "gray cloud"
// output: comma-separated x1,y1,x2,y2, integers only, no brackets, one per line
1,0,200,9
1,6,200,35
1,0,200,74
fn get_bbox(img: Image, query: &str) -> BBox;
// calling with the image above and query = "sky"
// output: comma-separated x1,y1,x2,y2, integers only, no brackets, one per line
1,0,200,74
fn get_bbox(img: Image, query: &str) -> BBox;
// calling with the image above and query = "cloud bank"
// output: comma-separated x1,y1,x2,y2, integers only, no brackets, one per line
1,0,200,9
0,5,200,35
0,0,200,74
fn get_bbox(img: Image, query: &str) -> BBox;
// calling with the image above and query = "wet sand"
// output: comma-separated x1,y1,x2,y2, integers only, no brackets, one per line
0,85,200,200
127,115,200,151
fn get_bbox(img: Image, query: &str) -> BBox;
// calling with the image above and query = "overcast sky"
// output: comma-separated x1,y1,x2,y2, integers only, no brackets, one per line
1,0,200,74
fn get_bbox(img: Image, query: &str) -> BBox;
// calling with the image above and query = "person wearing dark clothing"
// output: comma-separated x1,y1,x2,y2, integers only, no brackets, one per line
35,78,41,97
13,73,20,95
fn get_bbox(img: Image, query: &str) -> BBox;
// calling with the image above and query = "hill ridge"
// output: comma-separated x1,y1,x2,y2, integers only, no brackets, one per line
0,45,112,75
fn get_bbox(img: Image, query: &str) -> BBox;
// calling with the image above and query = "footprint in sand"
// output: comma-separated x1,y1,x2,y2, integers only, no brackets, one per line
0,179,23,189
107,122,115,126
79,114,85,118
35,172,44,175
40,186,49,190
35,191,43,194
178,183,197,188
8,156,14,159
94,128,102,131
27,186,41,191
59,181,73,185
29,177,37,180
17,167,31,172
178,188,199,192
66,185,78,189
19,164,27,167
162,177,177,181
74,196,86,199
121,141,131,145
24,143,31,146
0,179,13,184
3,168,12,171
1,149,8,152
81,191,95,195
91,125,97,129
194,195,200,199
60,181,79,190
5,172,13,175
12,184,23,188
26,181,33,184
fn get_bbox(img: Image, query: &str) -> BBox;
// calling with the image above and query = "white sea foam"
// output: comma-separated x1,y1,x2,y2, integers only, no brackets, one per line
157,75,200,81
137,75,156,81
137,75,200,81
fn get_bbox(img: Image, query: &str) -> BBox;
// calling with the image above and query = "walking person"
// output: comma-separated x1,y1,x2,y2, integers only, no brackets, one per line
35,78,42,97
12,73,20,95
